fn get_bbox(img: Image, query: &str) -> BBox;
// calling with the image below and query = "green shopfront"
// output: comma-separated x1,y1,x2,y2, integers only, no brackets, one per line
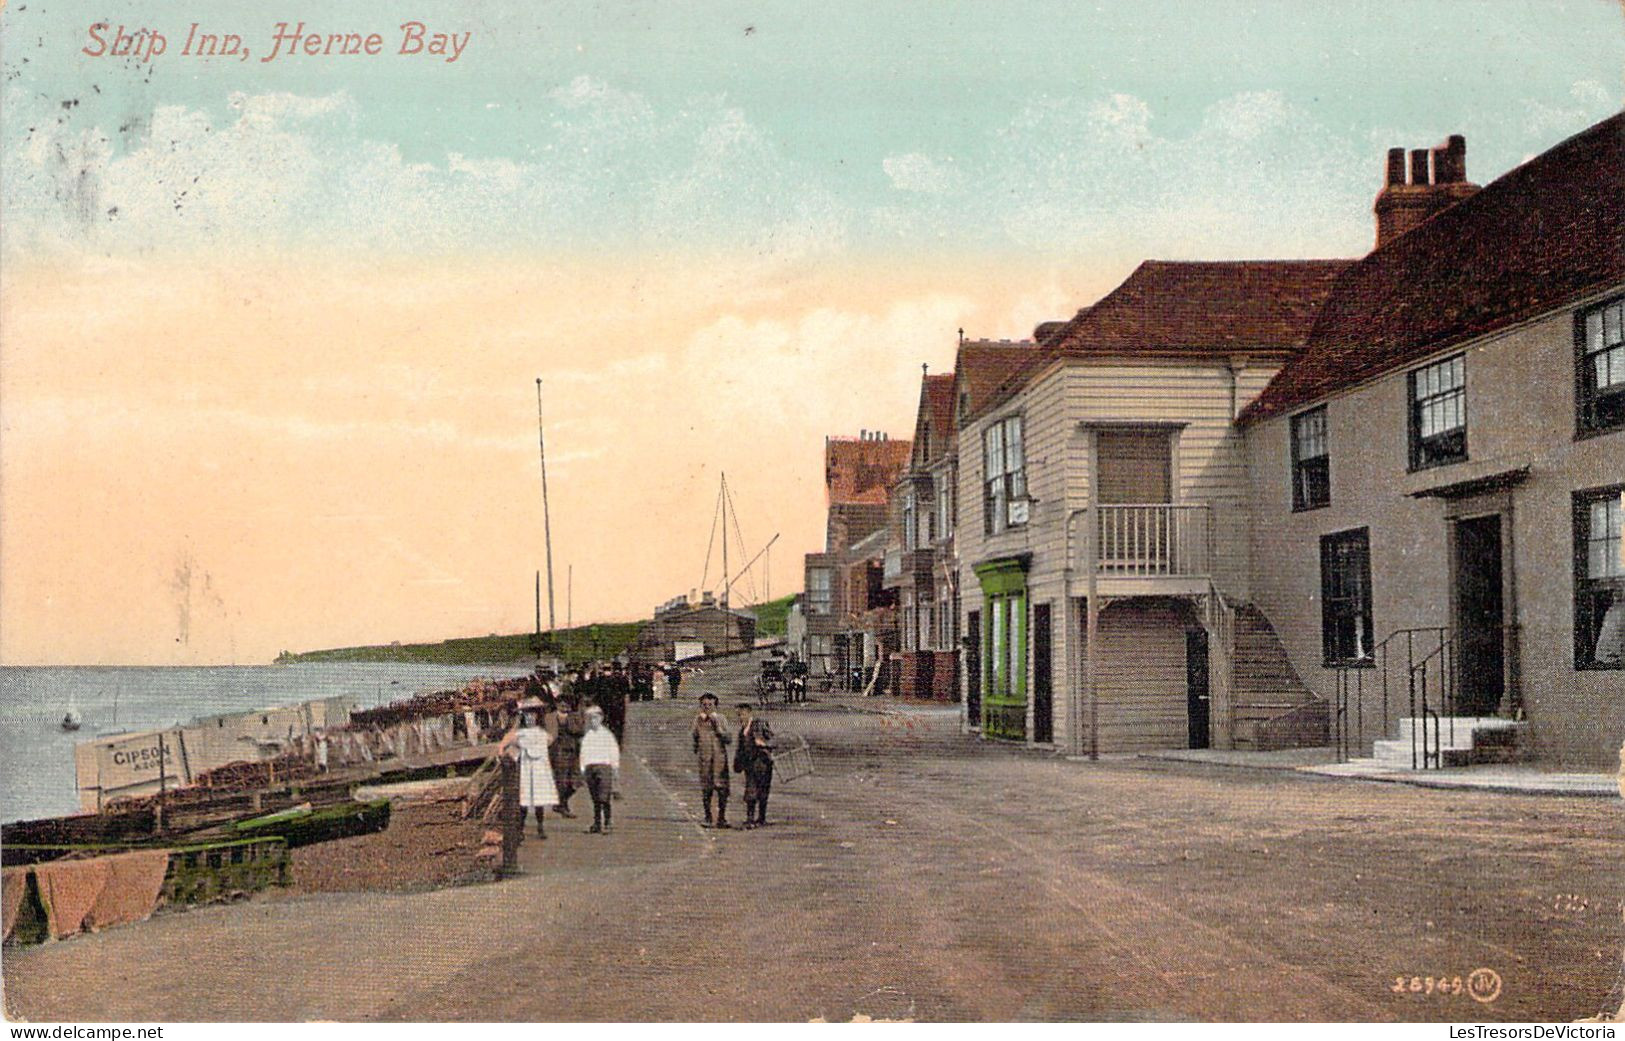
974,556,1029,741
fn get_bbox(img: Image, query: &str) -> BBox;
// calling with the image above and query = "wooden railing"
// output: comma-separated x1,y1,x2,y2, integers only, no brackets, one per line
1093,503,1212,577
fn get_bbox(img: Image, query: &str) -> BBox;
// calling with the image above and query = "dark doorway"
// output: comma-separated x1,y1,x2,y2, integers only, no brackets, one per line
1032,603,1053,743
965,610,982,726
1454,515,1506,716
1186,628,1211,749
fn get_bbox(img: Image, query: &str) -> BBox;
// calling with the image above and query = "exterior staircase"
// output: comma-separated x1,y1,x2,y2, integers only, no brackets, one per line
1351,717,1527,771
1229,604,1329,750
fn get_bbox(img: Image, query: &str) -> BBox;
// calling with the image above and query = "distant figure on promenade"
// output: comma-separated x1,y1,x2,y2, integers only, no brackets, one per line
691,692,732,829
733,704,775,829
512,703,557,838
666,662,684,698
578,706,621,834
600,664,630,749
550,695,586,818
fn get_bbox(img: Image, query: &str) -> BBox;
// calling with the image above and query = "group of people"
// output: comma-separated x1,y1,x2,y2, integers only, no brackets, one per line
500,665,629,837
691,693,777,830
498,663,784,845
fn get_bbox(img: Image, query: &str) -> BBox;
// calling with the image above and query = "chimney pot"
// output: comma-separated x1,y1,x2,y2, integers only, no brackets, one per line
1435,134,1467,184
1410,148,1431,186
1386,148,1406,186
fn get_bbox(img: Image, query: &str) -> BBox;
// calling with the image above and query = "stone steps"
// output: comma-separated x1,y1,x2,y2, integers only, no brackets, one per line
1350,717,1527,770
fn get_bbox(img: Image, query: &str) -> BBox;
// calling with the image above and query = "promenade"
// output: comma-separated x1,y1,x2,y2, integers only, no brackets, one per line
5,655,1621,1022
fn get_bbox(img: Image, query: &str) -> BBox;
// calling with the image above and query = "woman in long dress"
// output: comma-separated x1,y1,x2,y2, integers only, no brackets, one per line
513,707,559,838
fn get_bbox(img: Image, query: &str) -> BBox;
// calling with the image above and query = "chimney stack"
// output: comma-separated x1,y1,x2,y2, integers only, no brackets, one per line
1385,148,1406,187
1373,134,1479,250
1409,148,1431,186
1433,134,1467,184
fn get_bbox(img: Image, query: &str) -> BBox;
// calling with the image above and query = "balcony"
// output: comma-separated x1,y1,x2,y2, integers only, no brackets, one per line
882,545,936,590
1087,503,1212,597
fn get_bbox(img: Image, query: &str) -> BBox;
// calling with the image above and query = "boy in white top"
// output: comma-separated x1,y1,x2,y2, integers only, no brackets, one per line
578,705,621,833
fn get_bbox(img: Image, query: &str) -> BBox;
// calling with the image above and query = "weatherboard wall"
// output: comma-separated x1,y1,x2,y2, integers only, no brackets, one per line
955,356,1283,751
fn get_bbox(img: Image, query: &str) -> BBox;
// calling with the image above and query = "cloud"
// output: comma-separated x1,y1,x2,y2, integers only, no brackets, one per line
1522,79,1621,139
882,153,963,195
5,76,1616,271
1,81,849,262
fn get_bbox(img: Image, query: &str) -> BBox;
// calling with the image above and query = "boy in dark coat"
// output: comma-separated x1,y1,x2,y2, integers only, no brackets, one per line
733,704,775,829
550,695,586,818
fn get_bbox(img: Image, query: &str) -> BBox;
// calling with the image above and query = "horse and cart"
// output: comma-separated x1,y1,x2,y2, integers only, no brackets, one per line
755,657,810,706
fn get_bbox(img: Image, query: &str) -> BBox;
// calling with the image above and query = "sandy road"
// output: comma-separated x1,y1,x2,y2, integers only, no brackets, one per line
5,655,1621,1021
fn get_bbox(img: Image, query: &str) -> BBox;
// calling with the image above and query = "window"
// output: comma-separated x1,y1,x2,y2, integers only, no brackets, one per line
1320,528,1374,666
1577,297,1625,436
902,489,918,550
936,474,955,541
1290,406,1330,511
1408,354,1467,470
807,568,833,615
1574,486,1625,670
982,415,1027,534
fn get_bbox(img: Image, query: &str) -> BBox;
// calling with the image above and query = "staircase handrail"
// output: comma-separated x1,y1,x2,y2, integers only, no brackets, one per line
1332,625,1451,765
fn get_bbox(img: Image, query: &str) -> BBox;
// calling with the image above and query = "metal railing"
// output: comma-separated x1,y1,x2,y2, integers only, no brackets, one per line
1333,624,1519,768
1093,503,1212,577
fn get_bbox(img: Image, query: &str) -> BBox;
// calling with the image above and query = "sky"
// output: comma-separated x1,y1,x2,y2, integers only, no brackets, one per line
1,1,1622,664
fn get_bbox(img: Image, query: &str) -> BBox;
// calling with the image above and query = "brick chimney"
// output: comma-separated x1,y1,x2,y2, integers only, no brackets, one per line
1373,134,1479,249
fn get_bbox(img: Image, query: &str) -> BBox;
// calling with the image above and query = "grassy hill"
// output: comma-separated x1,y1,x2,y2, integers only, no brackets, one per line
749,593,796,637
274,593,796,665
275,620,647,666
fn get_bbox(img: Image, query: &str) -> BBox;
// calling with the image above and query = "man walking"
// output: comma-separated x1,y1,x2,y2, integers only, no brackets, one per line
578,705,620,834
733,703,776,829
690,692,732,829
550,694,585,818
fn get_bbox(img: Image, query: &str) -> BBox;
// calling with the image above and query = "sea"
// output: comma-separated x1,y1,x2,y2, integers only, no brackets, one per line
0,663,527,824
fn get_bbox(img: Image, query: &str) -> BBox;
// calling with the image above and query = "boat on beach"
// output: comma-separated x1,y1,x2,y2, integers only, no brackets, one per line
61,694,82,731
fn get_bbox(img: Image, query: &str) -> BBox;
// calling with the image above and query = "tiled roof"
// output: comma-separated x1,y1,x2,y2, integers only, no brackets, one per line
825,436,913,505
1033,320,1072,346
1047,260,1351,358
953,339,1046,423
955,261,1349,424
1241,111,1625,424
911,372,957,463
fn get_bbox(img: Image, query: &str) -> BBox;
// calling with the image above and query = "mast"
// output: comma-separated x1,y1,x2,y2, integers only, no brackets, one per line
721,473,729,656
535,570,542,640
535,379,557,634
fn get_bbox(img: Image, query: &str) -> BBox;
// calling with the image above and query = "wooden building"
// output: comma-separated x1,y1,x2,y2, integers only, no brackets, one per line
884,371,962,700
953,264,1349,752
630,593,757,664
942,114,1624,769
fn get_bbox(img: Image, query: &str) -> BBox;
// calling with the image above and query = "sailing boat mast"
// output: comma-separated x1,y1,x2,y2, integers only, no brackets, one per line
535,379,557,635
721,473,729,655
